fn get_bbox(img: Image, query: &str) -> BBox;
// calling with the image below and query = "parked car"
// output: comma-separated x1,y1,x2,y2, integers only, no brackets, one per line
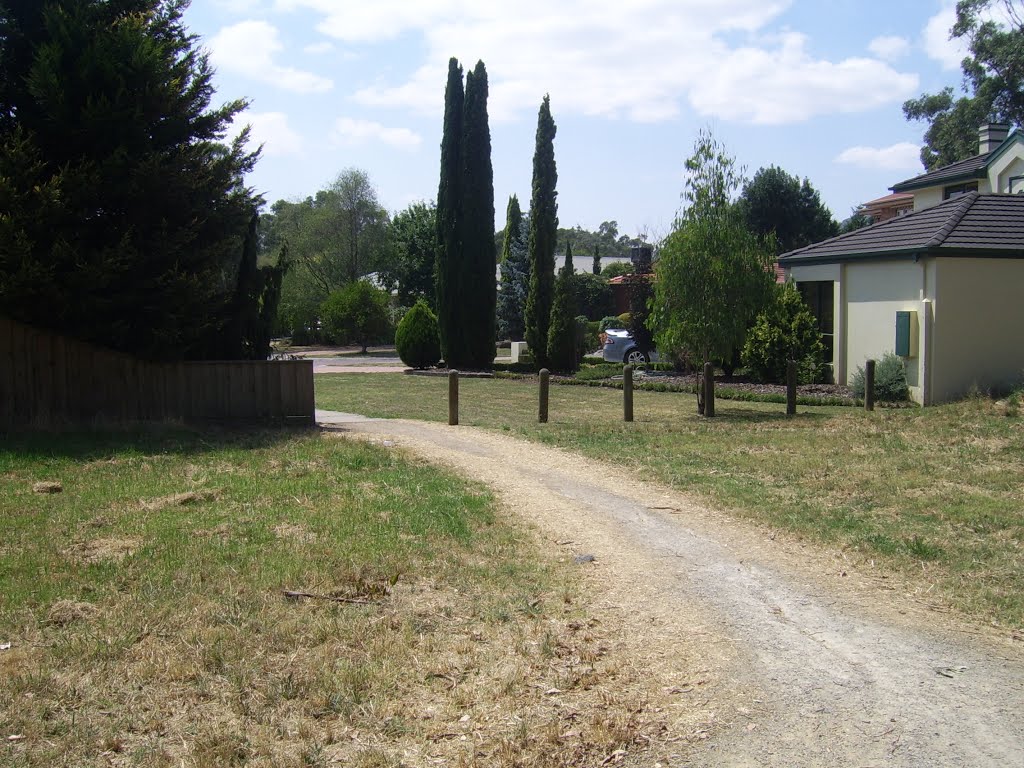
601,329,658,364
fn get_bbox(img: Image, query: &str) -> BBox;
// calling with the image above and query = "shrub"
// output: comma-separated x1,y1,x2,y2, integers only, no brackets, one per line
601,261,633,278
395,300,441,369
569,272,613,320
320,281,391,352
850,352,910,402
599,316,625,331
741,282,824,384
578,316,601,358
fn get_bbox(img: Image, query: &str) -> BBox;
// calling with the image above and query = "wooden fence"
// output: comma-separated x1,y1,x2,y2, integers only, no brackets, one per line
0,316,315,429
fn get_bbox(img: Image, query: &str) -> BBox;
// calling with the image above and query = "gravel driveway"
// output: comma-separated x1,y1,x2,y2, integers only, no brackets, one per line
318,410,1024,767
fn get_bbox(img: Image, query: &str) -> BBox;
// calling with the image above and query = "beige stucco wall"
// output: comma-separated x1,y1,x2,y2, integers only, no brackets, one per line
931,258,1024,402
989,154,1024,193
912,187,944,211
844,261,931,402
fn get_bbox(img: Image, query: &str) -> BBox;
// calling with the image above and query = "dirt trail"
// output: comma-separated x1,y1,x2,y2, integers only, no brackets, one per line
317,410,1024,767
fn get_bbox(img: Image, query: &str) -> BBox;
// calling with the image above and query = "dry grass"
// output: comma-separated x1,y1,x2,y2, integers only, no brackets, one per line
316,374,1024,630
0,428,695,766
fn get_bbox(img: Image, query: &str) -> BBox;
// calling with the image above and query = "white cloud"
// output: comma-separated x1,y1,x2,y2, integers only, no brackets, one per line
922,5,967,69
281,0,917,125
868,35,910,61
689,33,919,125
210,20,333,93
331,117,422,149
835,142,921,170
233,112,304,157
303,41,334,55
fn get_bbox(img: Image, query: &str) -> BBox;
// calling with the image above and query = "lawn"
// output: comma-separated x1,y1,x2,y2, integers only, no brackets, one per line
317,374,1024,629
0,427,673,766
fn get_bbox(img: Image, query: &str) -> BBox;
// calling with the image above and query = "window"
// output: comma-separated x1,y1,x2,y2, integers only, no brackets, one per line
943,182,979,200
797,281,834,366
1009,176,1024,194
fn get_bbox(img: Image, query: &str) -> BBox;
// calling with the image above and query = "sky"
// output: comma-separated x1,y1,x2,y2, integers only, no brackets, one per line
185,0,977,240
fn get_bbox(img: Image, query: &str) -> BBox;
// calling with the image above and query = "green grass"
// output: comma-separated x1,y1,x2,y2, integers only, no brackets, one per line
5,427,650,766
316,374,1024,629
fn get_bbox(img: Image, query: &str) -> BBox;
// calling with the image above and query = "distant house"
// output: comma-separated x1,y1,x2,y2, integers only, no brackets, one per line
780,192,1024,404
860,192,913,223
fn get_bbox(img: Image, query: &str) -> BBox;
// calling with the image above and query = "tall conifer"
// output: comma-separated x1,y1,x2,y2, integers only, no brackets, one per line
435,58,464,364
459,60,496,369
525,96,558,368
498,195,529,341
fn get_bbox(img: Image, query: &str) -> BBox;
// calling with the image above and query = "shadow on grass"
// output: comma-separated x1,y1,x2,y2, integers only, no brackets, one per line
0,423,313,461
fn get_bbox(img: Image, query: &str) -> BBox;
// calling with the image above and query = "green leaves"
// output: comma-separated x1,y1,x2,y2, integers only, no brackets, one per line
653,131,774,377
525,95,558,369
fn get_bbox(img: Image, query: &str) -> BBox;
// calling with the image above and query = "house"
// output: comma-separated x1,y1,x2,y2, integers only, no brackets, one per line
891,123,1024,210
778,122,1024,405
860,192,913,222
779,192,1024,404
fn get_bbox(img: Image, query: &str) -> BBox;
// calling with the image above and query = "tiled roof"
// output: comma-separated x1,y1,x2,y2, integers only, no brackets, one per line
890,152,992,192
778,193,1024,265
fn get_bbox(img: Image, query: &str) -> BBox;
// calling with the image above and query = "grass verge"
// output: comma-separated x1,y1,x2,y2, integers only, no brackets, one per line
316,374,1024,630
1,427,680,766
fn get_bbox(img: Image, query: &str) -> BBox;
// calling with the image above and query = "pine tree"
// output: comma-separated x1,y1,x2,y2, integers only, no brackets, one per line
525,95,558,368
497,195,529,341
435,57,464,365
0,0,264,360
459,60,496,369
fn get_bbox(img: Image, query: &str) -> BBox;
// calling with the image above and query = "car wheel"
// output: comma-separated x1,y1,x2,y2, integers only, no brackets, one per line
624,348,649,365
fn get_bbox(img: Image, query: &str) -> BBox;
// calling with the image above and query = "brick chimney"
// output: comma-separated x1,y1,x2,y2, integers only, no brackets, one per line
979,122,1010,153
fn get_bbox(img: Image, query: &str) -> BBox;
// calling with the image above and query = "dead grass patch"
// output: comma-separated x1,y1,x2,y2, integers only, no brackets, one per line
66,535,142,564
46,599,98,626
139,490,218,512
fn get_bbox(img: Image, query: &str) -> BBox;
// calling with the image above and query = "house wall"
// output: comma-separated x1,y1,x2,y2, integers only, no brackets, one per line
844,261,931,402
912,187,944,211
989,154,1024,193
931,258,1024,402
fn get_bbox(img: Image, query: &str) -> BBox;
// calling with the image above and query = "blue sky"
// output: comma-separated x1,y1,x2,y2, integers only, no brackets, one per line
185,1,975,239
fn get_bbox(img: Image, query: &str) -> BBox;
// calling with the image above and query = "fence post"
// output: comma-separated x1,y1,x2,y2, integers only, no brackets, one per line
448,370,459,425
865,359,876,412
623,364,634,422
786,360,797,416
539,368,549,424
703,362,715,418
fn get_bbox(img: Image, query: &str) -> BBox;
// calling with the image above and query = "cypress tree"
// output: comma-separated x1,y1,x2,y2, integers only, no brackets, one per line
593,244,601,275
459,60,496,369
547,265,578,374
435,57,464,366
525,95,558,368
501,195,523,263
497,195,529,341
563,240,573,273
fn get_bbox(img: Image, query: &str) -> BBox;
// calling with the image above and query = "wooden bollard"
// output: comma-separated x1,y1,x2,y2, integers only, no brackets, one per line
448,370,459,425
538,368,549,423
786,360,797,416
703,361,715,418
865,359,875,412
623,364,634,422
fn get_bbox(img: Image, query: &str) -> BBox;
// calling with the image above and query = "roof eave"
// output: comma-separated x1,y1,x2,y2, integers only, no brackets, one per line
780,246,1024,267
890,167,988,193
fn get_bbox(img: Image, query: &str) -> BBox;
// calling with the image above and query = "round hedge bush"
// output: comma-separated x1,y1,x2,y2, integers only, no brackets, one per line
395,300,441,369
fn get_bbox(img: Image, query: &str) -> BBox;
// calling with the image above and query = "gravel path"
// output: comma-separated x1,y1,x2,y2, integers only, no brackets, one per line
318,410,1024,767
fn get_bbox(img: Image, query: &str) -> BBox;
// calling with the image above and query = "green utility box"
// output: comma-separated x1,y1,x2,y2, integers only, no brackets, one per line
895,310,918,358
